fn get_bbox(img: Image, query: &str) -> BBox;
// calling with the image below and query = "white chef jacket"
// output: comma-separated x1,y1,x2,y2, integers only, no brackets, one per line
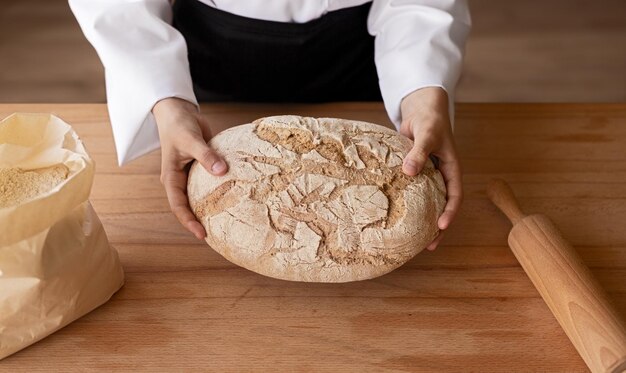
69,0,471,165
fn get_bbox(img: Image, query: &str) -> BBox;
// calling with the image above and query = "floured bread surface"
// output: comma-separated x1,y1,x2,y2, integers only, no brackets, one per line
188,116,446,282
0,165,69,208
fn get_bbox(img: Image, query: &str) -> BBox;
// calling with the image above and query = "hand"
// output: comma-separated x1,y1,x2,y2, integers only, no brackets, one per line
399,87,463,251
152,97,228,240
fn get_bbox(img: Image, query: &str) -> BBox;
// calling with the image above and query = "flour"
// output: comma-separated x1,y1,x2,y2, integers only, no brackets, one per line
0,165,69,208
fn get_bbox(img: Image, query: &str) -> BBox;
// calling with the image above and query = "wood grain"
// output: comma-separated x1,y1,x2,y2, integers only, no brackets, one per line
488,179,626,373
1,103,625,372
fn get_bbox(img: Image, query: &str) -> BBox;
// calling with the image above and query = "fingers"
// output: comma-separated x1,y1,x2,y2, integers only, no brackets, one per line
154,106,226,240
161,169,206,240
403,144,430,176
424,157,460,252
436,154,463,230
191,140,228,176
426,232,445,251
402,118,435,176
402,116,462,234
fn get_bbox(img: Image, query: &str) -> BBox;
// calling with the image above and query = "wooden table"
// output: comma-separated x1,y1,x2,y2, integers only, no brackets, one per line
1,103,625,372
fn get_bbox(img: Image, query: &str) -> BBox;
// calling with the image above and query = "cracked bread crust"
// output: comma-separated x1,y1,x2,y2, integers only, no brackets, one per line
188,115,446,282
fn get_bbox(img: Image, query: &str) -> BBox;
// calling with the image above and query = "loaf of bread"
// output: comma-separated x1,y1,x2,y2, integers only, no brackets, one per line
188,116,446,282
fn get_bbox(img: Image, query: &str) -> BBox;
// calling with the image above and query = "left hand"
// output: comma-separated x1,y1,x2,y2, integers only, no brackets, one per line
399,87,463,251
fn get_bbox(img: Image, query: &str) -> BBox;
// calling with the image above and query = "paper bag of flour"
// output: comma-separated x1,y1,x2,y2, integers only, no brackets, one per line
0,113,124,360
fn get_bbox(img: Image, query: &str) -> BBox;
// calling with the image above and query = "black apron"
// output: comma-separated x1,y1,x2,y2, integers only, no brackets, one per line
172,0,382,103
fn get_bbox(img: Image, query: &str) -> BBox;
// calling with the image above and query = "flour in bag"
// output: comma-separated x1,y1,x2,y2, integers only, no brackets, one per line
0,165,69,208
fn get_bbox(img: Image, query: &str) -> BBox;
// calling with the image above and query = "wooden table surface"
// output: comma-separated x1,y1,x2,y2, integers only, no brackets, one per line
1,103,625,372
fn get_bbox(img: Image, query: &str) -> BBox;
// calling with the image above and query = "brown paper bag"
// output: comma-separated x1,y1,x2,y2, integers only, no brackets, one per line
0,113,124,360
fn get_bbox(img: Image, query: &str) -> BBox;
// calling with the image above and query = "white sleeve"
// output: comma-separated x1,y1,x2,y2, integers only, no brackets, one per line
69,0,197,165
368,0,471,129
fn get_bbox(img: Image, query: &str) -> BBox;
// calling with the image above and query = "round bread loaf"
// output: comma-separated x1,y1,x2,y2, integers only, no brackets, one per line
188,116,446,282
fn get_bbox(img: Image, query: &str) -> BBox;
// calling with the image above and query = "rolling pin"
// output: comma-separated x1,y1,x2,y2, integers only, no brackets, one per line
487,179,626,373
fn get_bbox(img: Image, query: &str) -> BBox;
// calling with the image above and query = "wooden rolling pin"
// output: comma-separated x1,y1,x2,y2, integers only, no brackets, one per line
487,179,626,373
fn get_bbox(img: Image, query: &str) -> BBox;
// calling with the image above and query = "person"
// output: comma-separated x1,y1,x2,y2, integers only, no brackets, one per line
70,0,471,250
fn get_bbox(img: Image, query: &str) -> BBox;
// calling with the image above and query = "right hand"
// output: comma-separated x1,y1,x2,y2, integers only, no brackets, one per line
399,87,463,251
152,97,228,240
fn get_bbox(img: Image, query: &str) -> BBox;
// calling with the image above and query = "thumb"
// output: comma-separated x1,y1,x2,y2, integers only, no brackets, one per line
403,141,430,176
191,138,228,176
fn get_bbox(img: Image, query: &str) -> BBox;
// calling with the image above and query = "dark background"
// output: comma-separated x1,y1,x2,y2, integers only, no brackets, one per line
1,0,625,103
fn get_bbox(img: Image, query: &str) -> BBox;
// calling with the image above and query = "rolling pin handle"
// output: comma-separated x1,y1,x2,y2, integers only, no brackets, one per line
487,179,526,225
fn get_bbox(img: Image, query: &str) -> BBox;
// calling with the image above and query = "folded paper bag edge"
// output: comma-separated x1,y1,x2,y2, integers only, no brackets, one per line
0,113,124,360
0,113,94,246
